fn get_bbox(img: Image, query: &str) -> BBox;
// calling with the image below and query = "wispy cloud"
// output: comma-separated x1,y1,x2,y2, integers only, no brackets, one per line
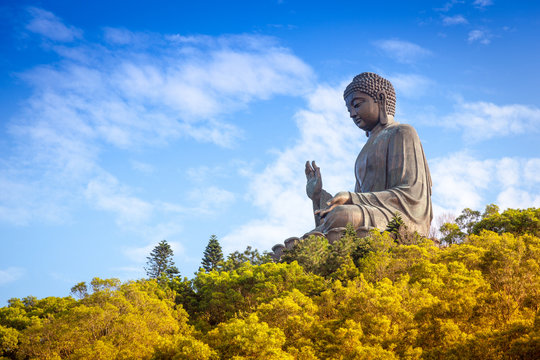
0,267,25,285
387,73,433,98
85,174,154,225
103,27,147,45
221,83,362,252
431,152,540,216
1,9,314,229
188,186,236,214
524,159,540,185
130,160,154,174
468,29,491,44
435,0,465,12
83,172,234,231
441,100,540,141
497,187,540,210
186,165,218,183
431,152,494,211
374,40,432,64
442,15,468,25
473,0,493,9
25,7,82,42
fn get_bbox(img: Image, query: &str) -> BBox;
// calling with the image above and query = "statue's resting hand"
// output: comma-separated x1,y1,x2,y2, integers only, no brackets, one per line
305,161,322,201
315,191,351,218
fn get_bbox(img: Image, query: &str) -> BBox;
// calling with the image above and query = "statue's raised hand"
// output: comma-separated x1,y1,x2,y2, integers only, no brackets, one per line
305,160,322,201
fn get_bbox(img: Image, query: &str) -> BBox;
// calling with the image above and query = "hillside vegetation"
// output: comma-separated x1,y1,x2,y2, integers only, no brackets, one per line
1,206,539,359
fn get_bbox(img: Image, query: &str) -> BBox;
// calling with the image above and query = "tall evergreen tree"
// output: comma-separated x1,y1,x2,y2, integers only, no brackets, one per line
145,240,180,279
201,235,224,271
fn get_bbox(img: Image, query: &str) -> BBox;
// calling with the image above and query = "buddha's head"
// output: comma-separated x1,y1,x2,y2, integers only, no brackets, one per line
343,72,396,132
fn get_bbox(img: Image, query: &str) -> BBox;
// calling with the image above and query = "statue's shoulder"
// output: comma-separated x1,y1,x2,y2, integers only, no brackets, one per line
388,123,420,139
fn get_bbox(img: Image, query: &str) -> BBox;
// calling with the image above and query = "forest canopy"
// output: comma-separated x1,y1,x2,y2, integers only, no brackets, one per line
1,205,539,359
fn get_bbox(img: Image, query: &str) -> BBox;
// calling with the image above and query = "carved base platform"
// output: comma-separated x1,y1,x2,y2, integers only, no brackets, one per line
271,226,373,261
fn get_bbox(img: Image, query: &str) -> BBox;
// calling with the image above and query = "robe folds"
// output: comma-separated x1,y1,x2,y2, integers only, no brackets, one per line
320,121,433,236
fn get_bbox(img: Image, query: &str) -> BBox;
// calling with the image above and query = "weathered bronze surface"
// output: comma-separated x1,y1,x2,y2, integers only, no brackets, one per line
273,72,432,258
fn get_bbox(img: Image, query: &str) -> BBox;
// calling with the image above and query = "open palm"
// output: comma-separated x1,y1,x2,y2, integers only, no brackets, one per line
305,161,322,201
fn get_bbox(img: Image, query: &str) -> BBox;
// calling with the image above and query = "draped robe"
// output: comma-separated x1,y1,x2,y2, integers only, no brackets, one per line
319,121,432,236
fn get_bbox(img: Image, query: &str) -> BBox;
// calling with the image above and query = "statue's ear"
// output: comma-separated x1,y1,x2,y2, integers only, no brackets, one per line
376,90,388,125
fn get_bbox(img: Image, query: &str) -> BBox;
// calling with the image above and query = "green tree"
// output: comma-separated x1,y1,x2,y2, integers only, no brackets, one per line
439,222,465,246
70,282,88,299
16,280,193,360
201,235,224,272
439,207,482,245
2,204,538,360
386,212,405,239
473,207,540,236
221,246,272,271
206,314,293,359
191,262,325,327
145,240,180,279
455,208,482,234
281,235,330,274
0,324,19,358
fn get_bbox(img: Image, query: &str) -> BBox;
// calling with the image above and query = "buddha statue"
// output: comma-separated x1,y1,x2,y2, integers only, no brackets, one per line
307,71,432,241
272,72,432,257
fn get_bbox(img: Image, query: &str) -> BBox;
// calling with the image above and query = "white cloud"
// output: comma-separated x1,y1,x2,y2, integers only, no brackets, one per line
188,186,236,214
25,7,82,42
473,0,493,9
442,15,468,25
82,173,189,240
85,174,154,225
2,12,314,227
186,165,215,183
431,152,493,212
430,152,540,217
221,83,363,253
103,27,145,45
0,168,81,226
186,160,251,184
524,159,540,185
0,267,25,285
15,32,312,149
435,0,465,12
497,187,540,210
496,158,520,187
375,40,432,64
468,29,491,44
387,73,433,98
441,100,540,141
130,160,154,174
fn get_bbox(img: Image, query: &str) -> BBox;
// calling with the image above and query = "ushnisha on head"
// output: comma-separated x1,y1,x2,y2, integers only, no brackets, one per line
343,72,396,118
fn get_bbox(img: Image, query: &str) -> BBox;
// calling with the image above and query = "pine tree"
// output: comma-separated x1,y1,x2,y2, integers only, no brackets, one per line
386,212,404,238
145,240,180,279
201,235,224,271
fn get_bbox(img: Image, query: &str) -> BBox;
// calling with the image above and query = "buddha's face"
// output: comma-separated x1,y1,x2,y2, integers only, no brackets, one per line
345,91,379,132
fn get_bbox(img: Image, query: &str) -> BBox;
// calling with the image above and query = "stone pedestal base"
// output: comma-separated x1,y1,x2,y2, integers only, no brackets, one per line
271,226,375,261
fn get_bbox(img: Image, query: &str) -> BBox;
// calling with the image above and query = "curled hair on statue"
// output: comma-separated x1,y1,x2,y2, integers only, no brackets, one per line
343,72,396,117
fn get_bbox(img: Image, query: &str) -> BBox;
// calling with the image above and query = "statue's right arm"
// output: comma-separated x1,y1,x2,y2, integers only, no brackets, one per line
305,161,332,226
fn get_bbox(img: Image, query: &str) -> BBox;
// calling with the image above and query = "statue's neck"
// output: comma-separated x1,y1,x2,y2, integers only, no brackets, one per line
366,116,395,137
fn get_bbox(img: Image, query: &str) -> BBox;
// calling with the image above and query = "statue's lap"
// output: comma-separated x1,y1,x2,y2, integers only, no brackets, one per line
320,204,389,233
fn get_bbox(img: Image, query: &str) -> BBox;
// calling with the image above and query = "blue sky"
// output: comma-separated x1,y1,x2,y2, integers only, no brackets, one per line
1,0,539,304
